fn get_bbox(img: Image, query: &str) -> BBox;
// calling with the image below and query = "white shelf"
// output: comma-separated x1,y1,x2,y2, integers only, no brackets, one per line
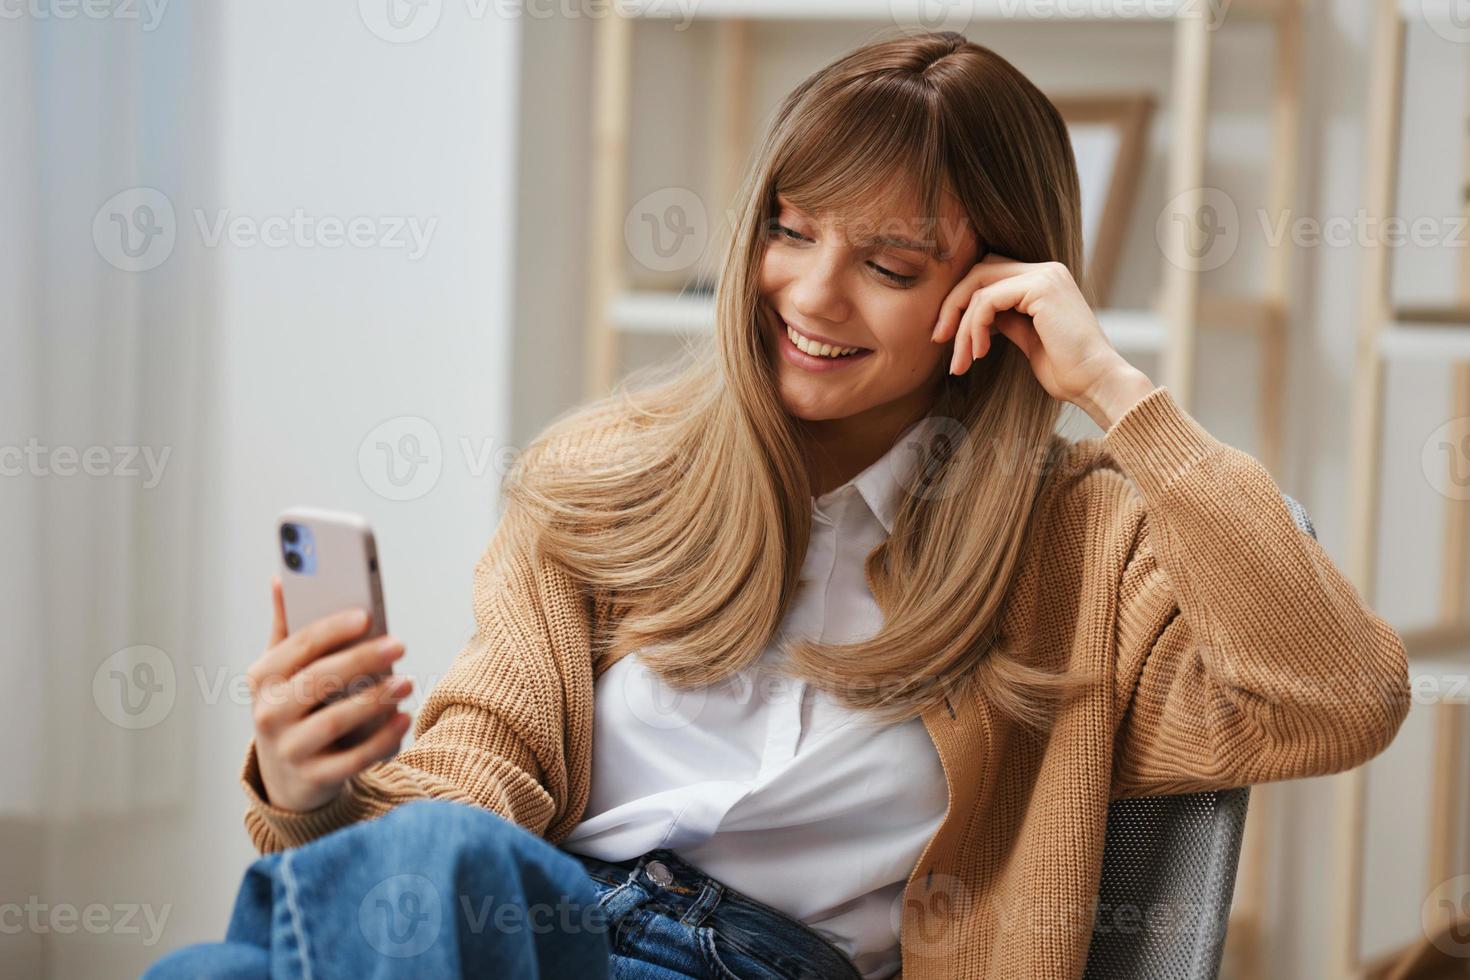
609,290,715,334
1381,323,1470,360
609,289,1166,354
618,0,1198,20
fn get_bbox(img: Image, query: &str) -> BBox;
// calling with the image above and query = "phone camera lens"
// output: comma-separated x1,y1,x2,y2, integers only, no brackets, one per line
281,524,300,544
285,551,303,571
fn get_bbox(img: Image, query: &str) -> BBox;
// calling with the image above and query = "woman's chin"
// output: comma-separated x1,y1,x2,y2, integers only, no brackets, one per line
776,380,860,422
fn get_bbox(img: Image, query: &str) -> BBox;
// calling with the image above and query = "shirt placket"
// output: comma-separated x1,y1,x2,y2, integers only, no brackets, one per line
757,497,842,777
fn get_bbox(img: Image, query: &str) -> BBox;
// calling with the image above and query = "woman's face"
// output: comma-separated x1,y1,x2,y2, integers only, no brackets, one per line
759,189,980,425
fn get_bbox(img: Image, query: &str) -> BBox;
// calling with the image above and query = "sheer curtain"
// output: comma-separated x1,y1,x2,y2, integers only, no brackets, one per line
3,3,522,974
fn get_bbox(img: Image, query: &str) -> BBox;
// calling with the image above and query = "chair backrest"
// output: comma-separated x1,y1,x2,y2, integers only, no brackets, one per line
1082,493,1315,980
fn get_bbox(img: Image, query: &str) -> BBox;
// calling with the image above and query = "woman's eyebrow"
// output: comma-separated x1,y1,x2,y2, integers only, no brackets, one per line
855,232,942,258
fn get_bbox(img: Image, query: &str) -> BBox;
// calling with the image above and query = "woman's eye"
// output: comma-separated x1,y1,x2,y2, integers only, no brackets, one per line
870,262,917,287
768,222,806,242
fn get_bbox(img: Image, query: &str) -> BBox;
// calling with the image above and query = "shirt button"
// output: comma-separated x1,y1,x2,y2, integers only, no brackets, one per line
645,860,674,887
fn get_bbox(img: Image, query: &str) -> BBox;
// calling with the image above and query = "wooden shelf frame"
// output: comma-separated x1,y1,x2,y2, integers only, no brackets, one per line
1344,2,1470,977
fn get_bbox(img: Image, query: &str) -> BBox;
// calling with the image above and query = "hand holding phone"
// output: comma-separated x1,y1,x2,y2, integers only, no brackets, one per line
246,508,414,813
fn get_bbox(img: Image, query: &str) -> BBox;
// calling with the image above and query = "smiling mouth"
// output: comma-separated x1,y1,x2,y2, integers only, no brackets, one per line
778,316,871,359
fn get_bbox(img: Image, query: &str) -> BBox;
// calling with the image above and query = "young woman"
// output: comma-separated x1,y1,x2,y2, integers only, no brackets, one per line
146,30,1411,980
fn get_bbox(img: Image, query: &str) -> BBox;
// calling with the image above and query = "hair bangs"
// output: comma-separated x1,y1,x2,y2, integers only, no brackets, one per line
770,75,952,253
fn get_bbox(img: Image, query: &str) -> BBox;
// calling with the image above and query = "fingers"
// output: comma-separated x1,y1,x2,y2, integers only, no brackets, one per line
933,263,988,343
951,301,980,375
934,263,1045,345
249,606,374,695
993,311,1038,360
268,576,287,647
262,632,406,728
276,673,414,762
307,709,415,788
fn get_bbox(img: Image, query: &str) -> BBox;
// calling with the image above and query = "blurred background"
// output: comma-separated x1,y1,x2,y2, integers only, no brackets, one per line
3,0,1469,977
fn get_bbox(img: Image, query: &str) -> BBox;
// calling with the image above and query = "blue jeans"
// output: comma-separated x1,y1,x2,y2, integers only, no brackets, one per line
141,798,863,979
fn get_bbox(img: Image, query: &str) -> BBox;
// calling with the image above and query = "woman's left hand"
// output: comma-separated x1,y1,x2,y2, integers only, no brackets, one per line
931,252,1158,430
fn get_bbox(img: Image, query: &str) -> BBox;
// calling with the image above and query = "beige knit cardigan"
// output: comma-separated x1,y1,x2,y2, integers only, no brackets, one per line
238,385,1411,979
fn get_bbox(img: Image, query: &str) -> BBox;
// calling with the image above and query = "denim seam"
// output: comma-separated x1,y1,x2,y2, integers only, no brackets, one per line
707,926,804,980
696,925,744,980
278,852,316,980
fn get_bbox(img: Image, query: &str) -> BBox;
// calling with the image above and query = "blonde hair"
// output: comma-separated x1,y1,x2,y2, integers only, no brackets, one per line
504,30,1095,730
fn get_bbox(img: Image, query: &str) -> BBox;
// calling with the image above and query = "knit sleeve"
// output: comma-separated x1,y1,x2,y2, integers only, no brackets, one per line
238,499,595,854
1098,386,1412,798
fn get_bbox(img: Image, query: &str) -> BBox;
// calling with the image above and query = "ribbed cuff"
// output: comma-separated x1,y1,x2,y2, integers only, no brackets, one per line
1100,385,1222,499
240,736,365,851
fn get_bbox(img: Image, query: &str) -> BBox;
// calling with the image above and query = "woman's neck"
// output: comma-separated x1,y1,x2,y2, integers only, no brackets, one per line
801,382,940,498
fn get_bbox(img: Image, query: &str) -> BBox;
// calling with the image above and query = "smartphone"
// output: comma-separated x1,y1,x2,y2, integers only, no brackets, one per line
276,506,390,746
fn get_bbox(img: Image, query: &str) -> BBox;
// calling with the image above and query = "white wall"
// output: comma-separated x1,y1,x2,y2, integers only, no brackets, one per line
4,2,523,975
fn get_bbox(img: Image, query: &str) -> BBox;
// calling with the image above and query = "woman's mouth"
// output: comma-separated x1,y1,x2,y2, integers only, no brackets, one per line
778,317,875,373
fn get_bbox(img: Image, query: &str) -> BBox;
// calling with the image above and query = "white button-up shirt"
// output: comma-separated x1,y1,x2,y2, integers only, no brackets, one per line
560,418,950,980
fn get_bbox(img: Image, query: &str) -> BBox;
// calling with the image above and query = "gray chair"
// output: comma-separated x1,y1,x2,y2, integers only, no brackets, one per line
1083,494,1316,980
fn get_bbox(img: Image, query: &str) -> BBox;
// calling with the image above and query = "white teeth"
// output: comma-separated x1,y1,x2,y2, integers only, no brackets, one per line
786,323,862,358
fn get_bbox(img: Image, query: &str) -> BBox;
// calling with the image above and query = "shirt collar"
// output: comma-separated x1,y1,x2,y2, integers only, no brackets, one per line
813,415,947,535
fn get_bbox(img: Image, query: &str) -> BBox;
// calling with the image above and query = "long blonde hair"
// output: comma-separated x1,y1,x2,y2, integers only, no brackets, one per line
504,30,1095,730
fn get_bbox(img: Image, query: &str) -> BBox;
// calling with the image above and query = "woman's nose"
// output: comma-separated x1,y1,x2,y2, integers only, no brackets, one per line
789,248,852,324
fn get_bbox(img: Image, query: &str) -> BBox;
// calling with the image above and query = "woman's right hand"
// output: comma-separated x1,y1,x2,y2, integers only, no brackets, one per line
246,575,415,813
